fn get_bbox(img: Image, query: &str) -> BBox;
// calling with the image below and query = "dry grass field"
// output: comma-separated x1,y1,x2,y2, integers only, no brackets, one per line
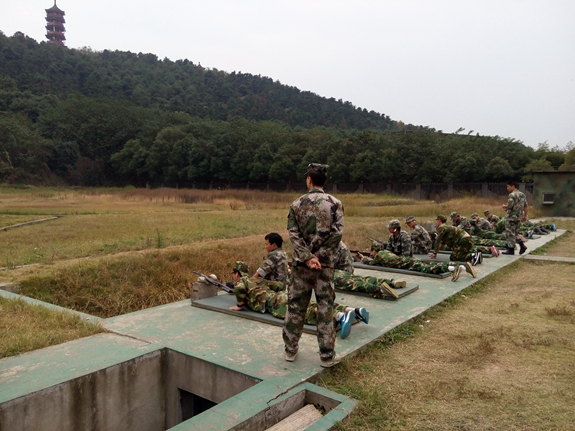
1,186,573,429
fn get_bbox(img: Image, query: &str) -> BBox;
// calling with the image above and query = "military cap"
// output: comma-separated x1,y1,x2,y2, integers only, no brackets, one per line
450,212,459,220
370,242,382,252
387,219,401,229
304,163,329,176
232,261,249,276
471,212,478,218
484,210,491,216
405,216,416,223
436,215,447,223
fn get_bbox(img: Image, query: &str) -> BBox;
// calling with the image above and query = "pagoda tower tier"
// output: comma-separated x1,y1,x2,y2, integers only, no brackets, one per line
45,1,66,46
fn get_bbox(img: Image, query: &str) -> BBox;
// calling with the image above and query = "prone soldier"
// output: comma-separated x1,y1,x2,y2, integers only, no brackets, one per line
450,212,472,234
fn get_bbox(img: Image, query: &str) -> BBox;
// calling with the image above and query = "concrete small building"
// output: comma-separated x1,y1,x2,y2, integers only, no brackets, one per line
532,170,575,217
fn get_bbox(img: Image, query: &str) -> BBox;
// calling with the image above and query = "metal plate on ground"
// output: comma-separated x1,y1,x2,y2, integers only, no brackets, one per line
192,294,357,336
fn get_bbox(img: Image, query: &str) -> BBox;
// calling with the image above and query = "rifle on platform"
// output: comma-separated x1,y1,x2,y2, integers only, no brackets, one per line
192,271,234,293
349,249,371,255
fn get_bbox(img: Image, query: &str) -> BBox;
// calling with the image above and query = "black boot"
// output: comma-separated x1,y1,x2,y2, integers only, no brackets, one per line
518,241,527,255
502,247,515,255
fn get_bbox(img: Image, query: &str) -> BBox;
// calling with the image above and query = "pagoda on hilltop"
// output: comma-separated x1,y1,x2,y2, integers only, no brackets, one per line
45,1,66,46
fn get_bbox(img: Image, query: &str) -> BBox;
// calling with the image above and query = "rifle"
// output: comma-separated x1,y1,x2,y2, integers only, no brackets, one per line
349,249,371,255
192,271,234,293
365,237,386,249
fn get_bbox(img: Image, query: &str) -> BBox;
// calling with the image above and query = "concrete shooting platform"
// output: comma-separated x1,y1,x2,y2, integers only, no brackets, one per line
0,229,568,430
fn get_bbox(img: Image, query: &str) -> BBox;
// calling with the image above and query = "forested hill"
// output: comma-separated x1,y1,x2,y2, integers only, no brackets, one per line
0,31,571,187
0,31,401,131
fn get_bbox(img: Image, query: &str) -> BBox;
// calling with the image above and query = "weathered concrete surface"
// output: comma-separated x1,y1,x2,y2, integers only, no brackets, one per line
0,229,566,431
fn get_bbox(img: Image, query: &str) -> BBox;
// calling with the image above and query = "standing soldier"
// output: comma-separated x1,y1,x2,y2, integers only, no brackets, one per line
405,216,432,254
253,232,289,284
283,163,344,368
502,180,528,255
387,219,413,257
450,212,472,234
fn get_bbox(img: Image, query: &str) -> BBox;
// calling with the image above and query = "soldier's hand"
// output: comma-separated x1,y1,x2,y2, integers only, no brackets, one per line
306,256,321,270
358,253,364,259
428,252,437,259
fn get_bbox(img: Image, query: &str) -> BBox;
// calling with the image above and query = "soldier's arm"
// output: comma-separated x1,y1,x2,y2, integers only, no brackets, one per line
256,255,273,279
287,205,315,264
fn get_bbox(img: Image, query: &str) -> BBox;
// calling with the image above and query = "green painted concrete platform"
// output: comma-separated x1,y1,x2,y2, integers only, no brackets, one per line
0,230,567,430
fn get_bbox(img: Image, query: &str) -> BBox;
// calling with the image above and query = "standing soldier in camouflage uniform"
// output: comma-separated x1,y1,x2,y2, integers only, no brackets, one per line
387,219,413,257
359,243,476,281
431,215,481,265
229,262,368,339
406,216,432,254
282,163,344,367
502,180,528,255
253,233,289,283
484,210,500,225
450,212,472,234
334,241,354,273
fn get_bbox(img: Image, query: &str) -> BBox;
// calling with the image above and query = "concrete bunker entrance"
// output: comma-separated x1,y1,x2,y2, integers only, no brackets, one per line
0,348,260,431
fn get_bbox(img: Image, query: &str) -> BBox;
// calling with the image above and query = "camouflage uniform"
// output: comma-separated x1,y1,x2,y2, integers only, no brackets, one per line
334,269,396,299
387,230,413,257
433,224,473,262
334,242,354,273
475,217,492,231
234,276,346,324
256,247,289,283
485,212,501,225
361,249,454,275
283,173,344,362
410,224,433,254
505,189,527,248
453,216,472,234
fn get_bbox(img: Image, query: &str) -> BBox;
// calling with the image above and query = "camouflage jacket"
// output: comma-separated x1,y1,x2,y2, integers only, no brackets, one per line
453,216,472,234
487,214,500,225
387,230,412,257
494,218,506,234
410,224,432,254
256,248,289,283
433,224,467,253
334,242,354,273
287,188,344,267
506,189,527,221
476,217,492,231
234,276,285,313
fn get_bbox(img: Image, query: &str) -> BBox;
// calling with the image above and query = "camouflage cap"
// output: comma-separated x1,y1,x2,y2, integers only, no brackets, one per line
436,215,447,223
450,211,459,220
387,219,401,229
370,242,382,252
405,216,416,223
484,210,491,216
304,163,329,176
232,261,249,276
471,212,478,218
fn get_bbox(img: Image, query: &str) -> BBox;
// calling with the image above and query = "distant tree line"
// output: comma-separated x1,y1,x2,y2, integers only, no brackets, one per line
0,31,573,186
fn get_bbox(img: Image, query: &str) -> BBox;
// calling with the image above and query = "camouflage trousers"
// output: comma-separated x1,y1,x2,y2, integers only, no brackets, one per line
449,236,474,262
472,238,507,248
266,290,346,325
505,219,522,248
333,269,393,298
476,231,507,241
368,251,453,275
282,264,336,361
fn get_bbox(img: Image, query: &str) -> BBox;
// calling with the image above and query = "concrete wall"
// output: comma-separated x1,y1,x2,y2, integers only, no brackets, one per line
533,171,575,217
165,350,260,429
0,349,260,431
0,350,165,431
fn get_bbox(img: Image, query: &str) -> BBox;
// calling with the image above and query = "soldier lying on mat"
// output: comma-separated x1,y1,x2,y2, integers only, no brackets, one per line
228,261,369,339
431,215,482,265
430,231,503,258
334,268,403,299
358,243,476,282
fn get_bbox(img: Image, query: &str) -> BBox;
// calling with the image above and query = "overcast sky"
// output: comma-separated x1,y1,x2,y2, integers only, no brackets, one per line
2,0,574,149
